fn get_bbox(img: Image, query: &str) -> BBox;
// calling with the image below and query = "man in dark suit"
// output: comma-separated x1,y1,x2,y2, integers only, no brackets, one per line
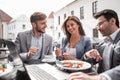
15,12,53,64
68,9,120,80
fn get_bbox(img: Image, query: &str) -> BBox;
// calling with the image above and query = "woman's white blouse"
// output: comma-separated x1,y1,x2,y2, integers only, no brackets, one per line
66,48,76,57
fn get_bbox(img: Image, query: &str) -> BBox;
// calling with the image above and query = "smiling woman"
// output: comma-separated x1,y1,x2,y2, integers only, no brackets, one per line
55,15,92,60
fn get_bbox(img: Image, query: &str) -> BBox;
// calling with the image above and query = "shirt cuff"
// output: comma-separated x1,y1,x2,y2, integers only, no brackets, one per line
100,73,112,80
83,54,89,60
19,53,28,61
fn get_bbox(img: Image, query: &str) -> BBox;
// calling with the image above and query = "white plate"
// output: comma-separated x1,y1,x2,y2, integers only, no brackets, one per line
0,64,13,76
41,55,56,63
41,58,56,63
56,60,91,71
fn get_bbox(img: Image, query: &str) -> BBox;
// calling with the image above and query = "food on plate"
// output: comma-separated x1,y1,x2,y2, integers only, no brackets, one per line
0,64,6,72
62,61,83,68
56,60,92,71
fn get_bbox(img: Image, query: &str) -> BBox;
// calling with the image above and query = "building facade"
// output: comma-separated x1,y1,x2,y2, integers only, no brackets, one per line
0,10,12,39
54,0,120,43
46,12,55,38
8,15,32,40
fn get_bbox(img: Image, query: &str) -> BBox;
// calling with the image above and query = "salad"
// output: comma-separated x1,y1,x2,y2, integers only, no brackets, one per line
0,64,6,72
62,61,83,68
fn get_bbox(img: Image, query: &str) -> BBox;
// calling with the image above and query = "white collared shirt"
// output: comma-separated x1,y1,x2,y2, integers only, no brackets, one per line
110,28,120,41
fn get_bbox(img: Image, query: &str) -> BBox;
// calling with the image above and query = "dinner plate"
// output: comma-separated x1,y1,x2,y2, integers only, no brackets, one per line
41,55,56,63
0,64,13,77
56,60,91,71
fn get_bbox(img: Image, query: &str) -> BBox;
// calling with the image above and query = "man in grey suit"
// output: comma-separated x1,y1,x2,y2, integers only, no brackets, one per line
15,12,53,64
68,9,120,80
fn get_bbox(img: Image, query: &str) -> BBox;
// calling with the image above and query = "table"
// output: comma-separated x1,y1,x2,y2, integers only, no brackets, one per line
26,63,69,80
26,62,98,80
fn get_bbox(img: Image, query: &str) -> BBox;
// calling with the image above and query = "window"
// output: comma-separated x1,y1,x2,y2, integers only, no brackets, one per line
58,32,61,38
93,28,98,37
22,24,26,29
50,26,53,29
80,6,84,19
71,10,74,15
92,1,98,15
64,13,66,19
58,16,60,25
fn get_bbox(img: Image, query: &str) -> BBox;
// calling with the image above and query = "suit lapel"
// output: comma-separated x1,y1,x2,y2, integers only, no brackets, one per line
27,30,32,50
108,43,114,69
110,30,120,68
113,31,120,44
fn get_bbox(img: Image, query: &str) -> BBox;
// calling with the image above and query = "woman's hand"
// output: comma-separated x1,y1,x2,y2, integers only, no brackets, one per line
55,48,62,57
63,52,76,60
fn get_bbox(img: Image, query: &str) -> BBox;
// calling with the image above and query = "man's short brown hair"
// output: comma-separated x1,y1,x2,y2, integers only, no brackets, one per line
94,9,119,28
30,12,47,23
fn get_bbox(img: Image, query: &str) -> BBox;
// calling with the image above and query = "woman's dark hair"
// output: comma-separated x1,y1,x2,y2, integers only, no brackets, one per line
30,12,47,23
62,15,85,41
94,9,119,28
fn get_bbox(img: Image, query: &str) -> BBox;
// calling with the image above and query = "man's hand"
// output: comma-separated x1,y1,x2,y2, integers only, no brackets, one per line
67,72,102,80
27,47,39,58
85,49,102,62
55,48,62,57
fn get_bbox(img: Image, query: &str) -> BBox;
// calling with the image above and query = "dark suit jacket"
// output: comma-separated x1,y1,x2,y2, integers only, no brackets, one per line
96,30,120,80
15,30,53,64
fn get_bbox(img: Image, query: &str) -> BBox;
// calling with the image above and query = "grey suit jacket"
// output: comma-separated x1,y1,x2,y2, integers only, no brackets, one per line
15,30,53,64
96,31,120,80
